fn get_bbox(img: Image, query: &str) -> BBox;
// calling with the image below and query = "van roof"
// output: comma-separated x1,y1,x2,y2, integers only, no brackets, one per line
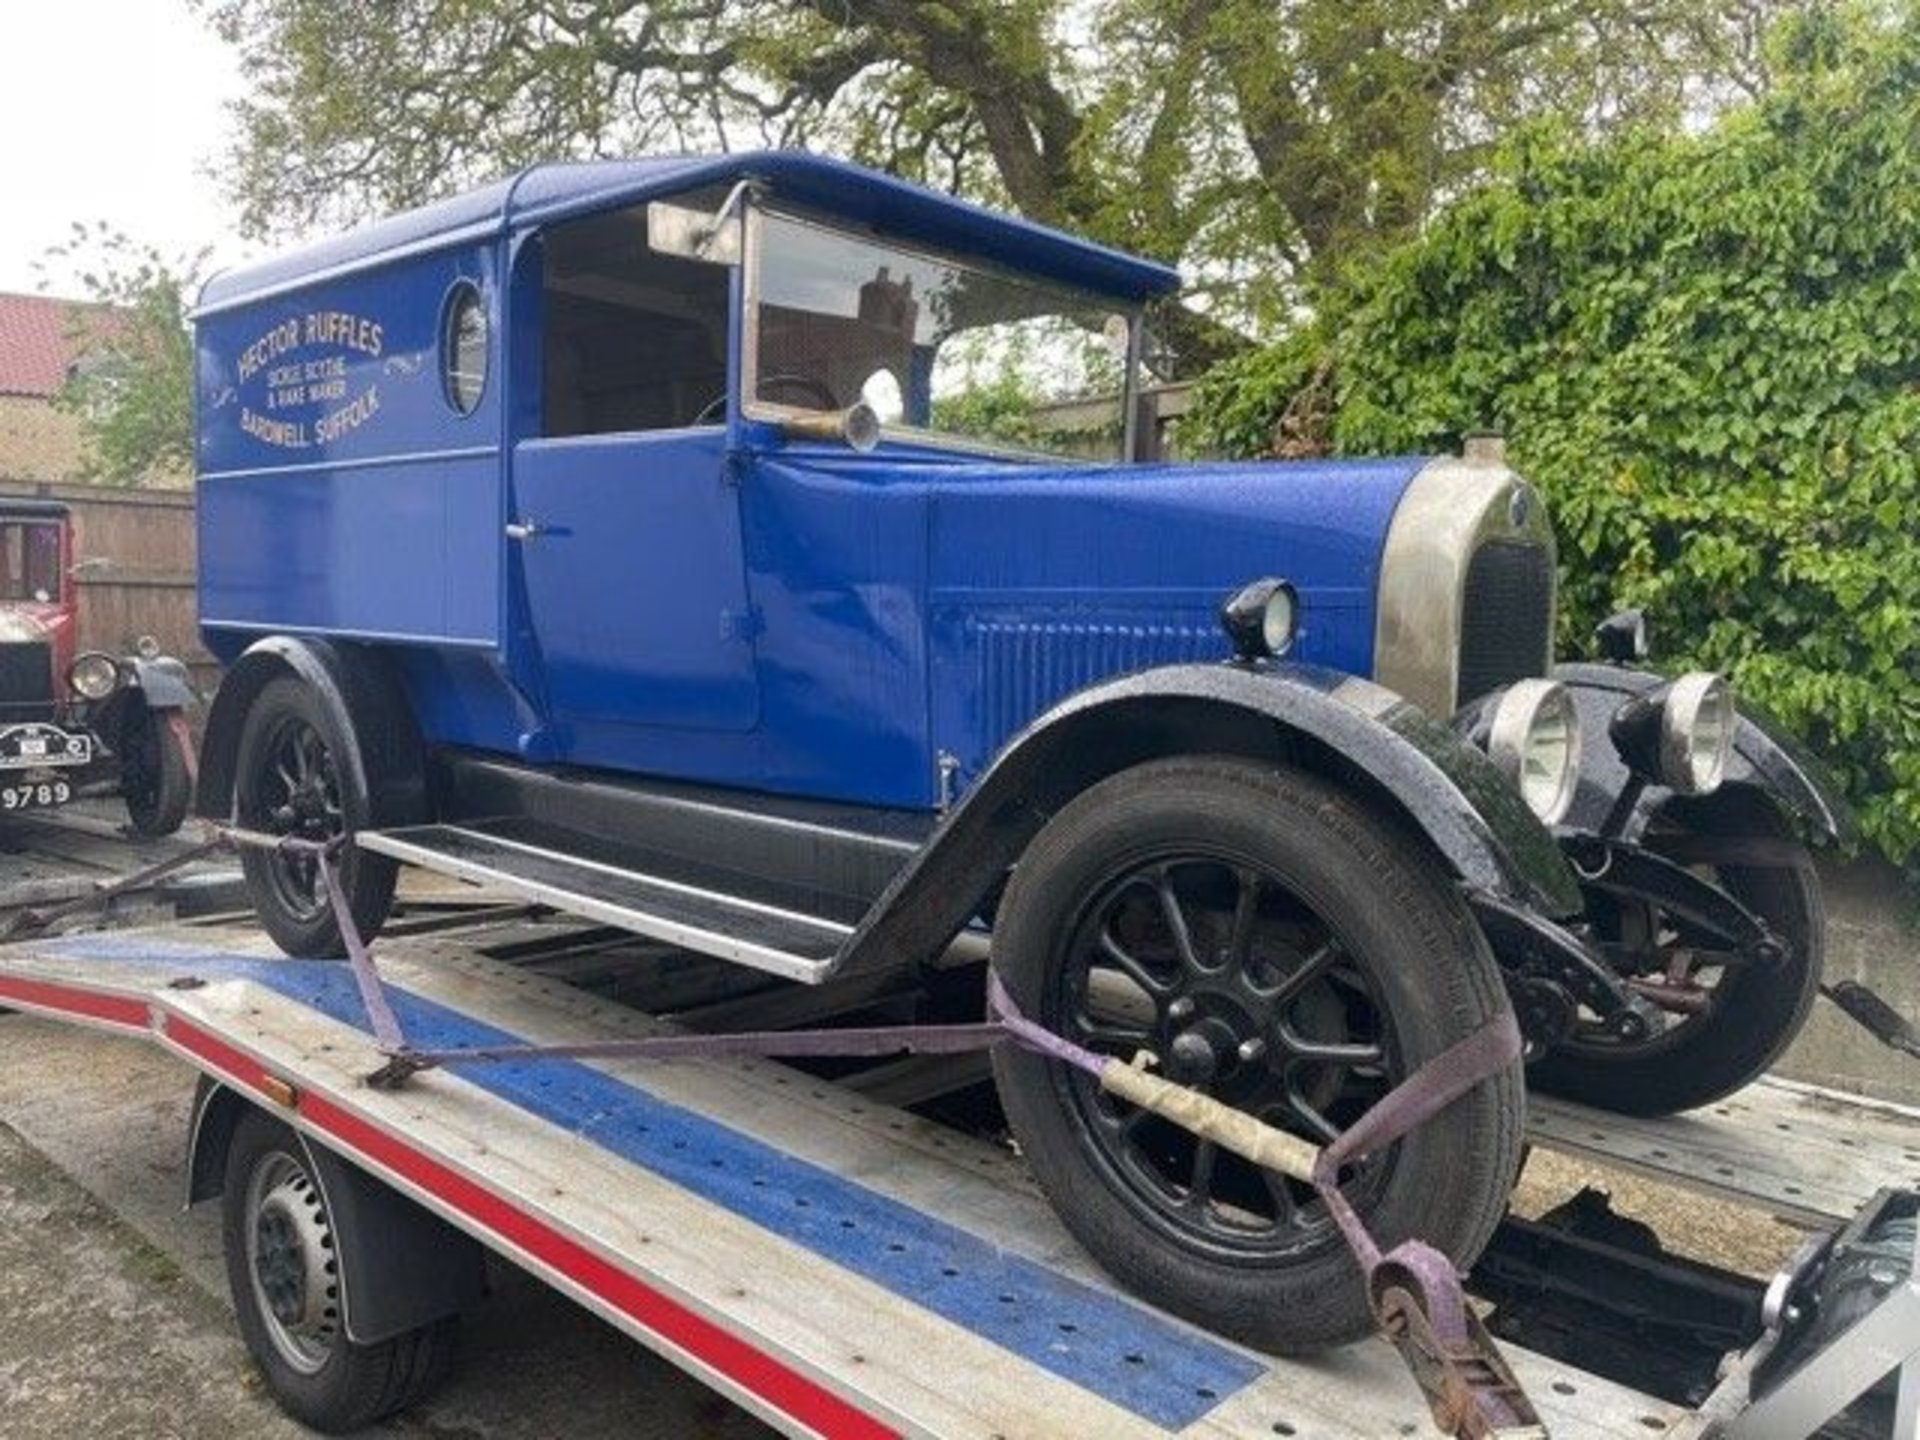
196,151,1183,316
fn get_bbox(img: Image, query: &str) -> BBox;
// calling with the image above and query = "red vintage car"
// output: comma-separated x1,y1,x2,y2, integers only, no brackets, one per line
0,498,196,834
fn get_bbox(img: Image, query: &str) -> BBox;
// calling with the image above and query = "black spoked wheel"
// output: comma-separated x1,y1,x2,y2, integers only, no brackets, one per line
234,677,398,958
223,1109,455,1432
1532,801,1824,1116
992,756,1525,1353
1055,855,1398,1253
246,709,341,921
121,708,191,838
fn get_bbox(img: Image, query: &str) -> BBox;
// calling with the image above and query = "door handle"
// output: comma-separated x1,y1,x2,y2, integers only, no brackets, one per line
505,520,543,541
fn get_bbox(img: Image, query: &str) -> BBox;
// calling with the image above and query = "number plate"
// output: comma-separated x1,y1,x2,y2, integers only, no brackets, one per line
0,722,91,771
0,777,74,812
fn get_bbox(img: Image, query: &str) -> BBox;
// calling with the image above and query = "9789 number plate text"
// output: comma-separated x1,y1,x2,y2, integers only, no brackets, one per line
1,778,73,812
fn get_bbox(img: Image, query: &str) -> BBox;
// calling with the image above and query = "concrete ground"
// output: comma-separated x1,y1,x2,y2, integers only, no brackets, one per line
0,1015,772,1440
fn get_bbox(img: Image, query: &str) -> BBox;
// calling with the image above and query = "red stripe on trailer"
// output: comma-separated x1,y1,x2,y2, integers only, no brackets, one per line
163,1017,899,1440
0,975,149,1030
162,1013,280,1094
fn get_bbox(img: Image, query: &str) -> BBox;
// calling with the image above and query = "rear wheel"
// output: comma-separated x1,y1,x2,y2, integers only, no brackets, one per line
234,676,396,957
991,756,1526,1353
222,1108,455,1432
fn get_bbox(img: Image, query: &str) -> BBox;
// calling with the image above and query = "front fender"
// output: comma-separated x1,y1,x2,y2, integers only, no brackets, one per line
124,654,198,710
834,661,1581,977
1551,663,1855,844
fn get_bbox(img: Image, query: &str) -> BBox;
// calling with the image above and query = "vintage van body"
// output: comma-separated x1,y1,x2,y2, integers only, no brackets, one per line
190,152,1846,1353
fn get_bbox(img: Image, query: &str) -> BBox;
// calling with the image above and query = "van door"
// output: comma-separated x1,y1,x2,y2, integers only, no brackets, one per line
507,207,759,740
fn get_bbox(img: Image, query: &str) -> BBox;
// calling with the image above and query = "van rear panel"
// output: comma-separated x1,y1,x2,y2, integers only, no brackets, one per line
195,246,504,655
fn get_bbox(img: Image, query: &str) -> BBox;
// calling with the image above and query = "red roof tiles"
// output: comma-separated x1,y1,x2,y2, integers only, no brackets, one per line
0,292,119,399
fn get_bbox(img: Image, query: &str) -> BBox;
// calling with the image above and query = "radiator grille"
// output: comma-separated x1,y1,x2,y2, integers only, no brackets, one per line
974,617,1219,747
1458,541,1552,705
0,639,53,721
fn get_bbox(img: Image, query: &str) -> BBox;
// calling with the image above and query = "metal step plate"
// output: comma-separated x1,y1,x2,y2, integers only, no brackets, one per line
358,825,849,983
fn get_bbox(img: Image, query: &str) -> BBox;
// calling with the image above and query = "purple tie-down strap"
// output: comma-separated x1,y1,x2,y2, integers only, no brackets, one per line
1311,1011,1525,1271
246,838,1539,1433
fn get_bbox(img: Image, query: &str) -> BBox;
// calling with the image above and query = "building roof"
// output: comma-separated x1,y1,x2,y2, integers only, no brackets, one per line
0,292,117,399
196,150,1184,317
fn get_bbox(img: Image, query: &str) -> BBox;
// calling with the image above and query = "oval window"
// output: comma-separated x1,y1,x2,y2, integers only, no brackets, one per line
440,283,488,414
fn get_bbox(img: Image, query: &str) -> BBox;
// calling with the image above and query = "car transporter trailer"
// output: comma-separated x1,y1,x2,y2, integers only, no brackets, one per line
0,855,1915,1440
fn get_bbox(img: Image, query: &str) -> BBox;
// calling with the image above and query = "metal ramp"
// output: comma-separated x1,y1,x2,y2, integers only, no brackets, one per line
0,914,1914,1438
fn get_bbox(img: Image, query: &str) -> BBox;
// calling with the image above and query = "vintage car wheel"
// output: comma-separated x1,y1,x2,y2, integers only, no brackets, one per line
234,677,398,958
122,708,191,838
1530,811,1823,1117
990,756,1526,1353
223,1108,455,1432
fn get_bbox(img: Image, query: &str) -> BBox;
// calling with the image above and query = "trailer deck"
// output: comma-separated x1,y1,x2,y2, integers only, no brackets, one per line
0,912,1914,1439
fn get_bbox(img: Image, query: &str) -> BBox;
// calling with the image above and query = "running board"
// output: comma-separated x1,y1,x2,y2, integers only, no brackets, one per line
356,825,850,983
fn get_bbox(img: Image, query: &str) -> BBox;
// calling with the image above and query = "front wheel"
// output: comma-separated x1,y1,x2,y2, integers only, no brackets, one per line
234,676,397,957
222,1109,455,1432
1531,803,1824,1116
121,707,191,838
991,756,1526,1354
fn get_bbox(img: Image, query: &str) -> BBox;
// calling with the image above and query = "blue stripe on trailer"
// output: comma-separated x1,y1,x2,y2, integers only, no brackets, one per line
40,937,1264,1428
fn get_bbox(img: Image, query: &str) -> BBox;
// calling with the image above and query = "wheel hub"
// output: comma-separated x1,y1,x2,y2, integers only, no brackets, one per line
246,1157,340,1375
1155,968,1289,1098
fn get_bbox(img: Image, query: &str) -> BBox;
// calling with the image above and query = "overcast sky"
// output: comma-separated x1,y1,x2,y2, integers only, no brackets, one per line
0,1,253,298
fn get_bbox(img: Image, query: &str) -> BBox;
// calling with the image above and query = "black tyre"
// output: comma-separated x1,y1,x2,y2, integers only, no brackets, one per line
991,756,1526,1353
122,707,192,838
222,1108,455,1433
234,676,397,958
1531,808,1824,1116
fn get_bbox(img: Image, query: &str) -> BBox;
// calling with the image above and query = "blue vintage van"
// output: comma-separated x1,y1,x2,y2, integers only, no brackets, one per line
191,151,1846,1353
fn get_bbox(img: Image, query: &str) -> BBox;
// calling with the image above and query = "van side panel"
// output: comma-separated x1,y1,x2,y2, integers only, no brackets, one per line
196,248,504,653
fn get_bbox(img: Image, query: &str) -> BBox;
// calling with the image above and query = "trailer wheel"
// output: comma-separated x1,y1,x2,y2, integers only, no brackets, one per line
234,676,397,957
991,756,1526,1354
122,706,191,838
222,1109,454,1433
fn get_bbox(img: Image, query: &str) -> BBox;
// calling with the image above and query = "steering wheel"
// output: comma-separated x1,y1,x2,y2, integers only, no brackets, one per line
694,372,840,426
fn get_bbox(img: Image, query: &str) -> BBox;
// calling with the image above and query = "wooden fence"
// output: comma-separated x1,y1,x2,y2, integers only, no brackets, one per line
0,478,218,697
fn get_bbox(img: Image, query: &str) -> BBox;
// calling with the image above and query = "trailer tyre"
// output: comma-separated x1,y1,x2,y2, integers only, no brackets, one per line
991,756,1526,1353
234,676,398,957
222,1109,455,1433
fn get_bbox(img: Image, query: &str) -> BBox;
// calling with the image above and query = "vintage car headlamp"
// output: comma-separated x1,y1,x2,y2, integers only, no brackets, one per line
1485,679,1582,825
67,651,122,701
1609,671,1735,795
1219,578,1299,661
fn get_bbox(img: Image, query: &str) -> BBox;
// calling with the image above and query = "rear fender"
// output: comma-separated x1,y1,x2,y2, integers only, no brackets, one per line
835,661,1582,976
192,635,426,825
1550,663,1854,846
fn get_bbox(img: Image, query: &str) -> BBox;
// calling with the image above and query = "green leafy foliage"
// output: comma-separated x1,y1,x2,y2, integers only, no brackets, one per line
197,0,1790,367
1190,10,1920,874
44,224,202,488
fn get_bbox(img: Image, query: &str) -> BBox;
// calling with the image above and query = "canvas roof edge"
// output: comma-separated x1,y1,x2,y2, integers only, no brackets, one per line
194,151,1183,319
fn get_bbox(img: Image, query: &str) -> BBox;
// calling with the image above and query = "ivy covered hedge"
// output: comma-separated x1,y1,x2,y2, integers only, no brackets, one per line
1188,14,1920,878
